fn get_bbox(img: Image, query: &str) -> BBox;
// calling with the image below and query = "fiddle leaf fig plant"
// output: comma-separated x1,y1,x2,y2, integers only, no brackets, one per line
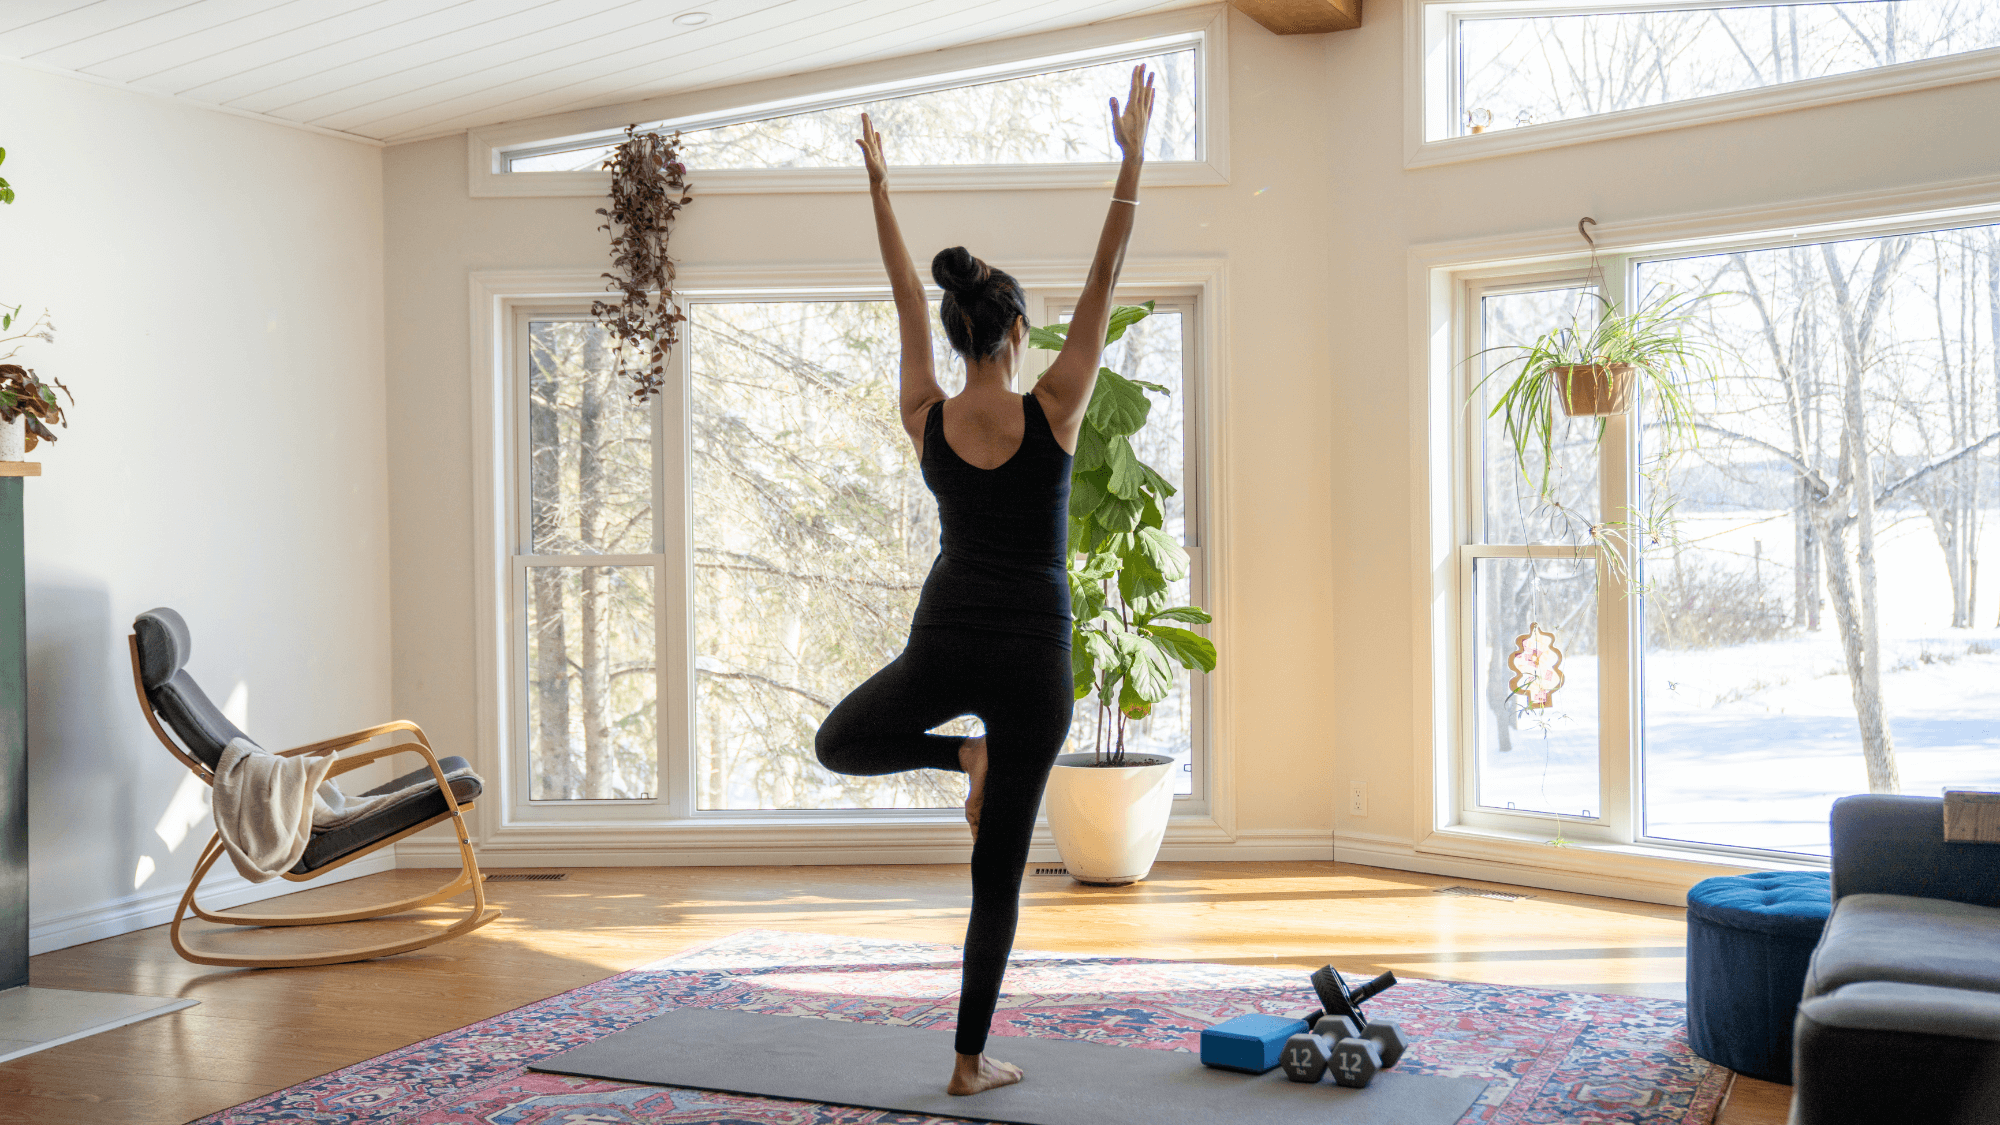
1033,302,1217,765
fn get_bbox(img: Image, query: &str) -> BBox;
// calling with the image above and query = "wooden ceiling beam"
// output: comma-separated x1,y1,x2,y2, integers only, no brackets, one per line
1232,0,1362,34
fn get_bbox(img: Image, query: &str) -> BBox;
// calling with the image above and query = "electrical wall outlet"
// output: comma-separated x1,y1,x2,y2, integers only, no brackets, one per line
1349,781,1368,817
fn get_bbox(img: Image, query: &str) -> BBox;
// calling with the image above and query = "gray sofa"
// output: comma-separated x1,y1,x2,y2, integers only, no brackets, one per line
1793,794,2000,1124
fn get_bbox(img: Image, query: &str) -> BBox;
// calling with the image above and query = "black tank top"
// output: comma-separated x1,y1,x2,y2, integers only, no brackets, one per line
910,393,1072,646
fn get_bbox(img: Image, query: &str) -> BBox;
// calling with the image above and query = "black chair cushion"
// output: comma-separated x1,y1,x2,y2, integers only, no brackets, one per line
134,607,193,690
150,670,250,770
293,756,482,874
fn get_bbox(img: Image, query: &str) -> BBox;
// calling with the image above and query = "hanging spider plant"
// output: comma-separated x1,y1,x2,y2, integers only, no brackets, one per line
1475,289,1716,503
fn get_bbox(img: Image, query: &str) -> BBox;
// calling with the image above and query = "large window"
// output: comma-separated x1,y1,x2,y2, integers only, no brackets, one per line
507,289,1207,817
1455,219,2000,858
520,319,661,803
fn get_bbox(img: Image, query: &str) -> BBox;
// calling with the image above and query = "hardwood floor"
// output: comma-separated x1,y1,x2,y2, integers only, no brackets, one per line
4,860,1788,1124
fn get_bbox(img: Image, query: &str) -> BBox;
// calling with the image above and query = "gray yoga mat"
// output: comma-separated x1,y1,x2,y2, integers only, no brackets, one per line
531,1007,1487,1125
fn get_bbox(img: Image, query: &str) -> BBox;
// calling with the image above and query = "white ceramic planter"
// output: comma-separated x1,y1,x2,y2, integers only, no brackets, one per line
0,418,22,461
1044,751,1176,885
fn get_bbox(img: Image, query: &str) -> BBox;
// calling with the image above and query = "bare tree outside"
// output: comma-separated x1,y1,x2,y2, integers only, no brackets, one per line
1455,0,2000,136
526,320,659,801
688,300,969,810
1636,226,2000,851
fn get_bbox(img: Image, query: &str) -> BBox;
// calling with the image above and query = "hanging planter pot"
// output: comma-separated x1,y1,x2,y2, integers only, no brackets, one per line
1552,362,1632,417
1044,752,1176,886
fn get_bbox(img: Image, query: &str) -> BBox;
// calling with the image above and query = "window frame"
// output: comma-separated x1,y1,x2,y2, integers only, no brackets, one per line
1404,0,2000,169
465,260,1232,861
469,6,1231,199
1412,174,2000,891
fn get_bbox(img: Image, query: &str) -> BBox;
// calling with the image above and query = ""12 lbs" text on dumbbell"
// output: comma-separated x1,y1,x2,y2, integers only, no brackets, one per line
1279,1016,1357,1083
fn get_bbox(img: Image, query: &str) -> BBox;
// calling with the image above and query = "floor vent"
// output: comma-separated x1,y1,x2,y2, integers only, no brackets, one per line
1432,885,1533,901
1030,865,1070,876
486,872,569,882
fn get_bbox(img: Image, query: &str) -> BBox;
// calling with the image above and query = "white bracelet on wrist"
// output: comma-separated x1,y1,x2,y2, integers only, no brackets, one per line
1112,197,1140,205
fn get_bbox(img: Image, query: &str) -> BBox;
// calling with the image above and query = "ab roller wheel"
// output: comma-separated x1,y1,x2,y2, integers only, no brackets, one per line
1279,967,1411,1089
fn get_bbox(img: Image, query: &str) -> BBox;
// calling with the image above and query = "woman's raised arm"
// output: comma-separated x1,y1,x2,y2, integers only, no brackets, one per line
1033,66,1154,449
858,114,944,449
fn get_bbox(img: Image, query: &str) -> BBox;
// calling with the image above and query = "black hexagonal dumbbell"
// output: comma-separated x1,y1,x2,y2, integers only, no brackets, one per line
1329,1034,1383,1088
1361,1019,1407,1068
1279,1015,1357,1083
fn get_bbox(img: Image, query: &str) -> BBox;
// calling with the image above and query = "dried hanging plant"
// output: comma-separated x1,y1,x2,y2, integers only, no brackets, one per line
591,126,692,400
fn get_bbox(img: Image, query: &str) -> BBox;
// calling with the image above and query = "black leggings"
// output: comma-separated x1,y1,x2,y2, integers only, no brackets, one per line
815,627,1073,1056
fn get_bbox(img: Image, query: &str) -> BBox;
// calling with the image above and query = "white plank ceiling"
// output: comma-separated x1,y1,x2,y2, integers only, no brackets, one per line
1,0,1207,145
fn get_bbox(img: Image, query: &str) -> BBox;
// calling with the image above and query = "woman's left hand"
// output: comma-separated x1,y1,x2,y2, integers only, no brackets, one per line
1111,65,1155,162
856,113,889,186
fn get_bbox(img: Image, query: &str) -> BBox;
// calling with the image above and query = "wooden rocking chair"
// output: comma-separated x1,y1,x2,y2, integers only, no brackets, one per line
130,607,499,968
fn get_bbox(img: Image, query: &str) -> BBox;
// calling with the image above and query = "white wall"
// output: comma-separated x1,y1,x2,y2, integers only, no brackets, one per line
1322,0,2000,895
381,9,1342,861
3,63,392,952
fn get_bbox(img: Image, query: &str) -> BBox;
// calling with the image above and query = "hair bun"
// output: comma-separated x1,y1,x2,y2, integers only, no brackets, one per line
931,246,992,295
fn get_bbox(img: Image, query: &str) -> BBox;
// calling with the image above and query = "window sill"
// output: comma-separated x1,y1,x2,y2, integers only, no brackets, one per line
1419,823,1823,900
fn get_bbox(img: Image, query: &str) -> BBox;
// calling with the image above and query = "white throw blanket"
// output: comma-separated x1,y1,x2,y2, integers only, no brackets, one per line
211,737,472,882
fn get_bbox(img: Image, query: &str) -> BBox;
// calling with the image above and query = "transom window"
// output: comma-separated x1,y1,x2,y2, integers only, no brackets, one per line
1416,0,2000,155
503,42,1200,174
1453,217,2000,859
509,290,1207,817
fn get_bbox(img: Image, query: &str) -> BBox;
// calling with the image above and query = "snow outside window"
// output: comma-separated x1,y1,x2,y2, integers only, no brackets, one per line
1460,221,2000,858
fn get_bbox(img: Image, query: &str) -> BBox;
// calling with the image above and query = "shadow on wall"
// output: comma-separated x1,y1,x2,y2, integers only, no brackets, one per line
25,578,167,918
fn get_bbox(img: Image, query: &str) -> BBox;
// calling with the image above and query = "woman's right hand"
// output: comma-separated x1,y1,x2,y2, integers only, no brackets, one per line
856,112,889,187
1111,65,1155,162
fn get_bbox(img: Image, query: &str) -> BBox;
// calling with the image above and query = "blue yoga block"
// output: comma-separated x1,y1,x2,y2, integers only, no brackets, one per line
1686,870,1833,1085
1200,1013,1309,1073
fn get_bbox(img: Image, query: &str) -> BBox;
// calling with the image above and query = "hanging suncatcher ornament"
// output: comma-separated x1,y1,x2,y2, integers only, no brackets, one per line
1508,622,1565,709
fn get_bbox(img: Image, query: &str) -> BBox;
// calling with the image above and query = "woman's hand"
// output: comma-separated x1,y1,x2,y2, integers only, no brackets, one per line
1111,65,1155,162
856,112,889,187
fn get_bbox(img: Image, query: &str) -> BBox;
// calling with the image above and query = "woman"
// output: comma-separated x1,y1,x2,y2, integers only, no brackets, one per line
813,67,1155,1096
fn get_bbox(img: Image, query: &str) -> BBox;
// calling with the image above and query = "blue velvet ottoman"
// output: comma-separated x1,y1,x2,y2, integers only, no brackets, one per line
1686,870,1832,1084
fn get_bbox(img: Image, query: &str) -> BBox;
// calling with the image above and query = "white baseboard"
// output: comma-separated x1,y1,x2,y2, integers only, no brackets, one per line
1159,828,1334,862
1332,831,1694,907
395,827,1338,869
28,851,398,956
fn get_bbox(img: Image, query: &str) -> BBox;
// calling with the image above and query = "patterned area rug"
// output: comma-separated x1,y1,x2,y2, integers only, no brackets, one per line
194,929,1728,1124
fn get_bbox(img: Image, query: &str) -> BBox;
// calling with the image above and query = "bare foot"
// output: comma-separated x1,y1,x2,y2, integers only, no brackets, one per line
959,735,988,838
948,1051,1024,1095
